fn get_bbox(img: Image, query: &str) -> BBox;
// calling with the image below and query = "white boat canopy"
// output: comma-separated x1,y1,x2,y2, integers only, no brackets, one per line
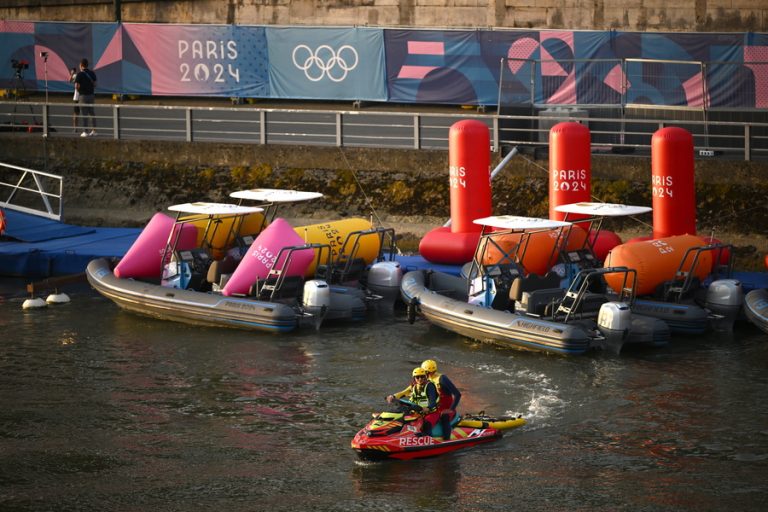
555,202,652,217
168,202,264,216
473,215,572,230
230,188,323,203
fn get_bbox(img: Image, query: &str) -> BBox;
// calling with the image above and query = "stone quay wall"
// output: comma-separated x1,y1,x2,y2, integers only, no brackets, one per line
0,0,765,32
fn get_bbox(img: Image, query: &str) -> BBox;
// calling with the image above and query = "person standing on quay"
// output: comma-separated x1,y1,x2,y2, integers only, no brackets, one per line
69,67,80,133
74,58,97,137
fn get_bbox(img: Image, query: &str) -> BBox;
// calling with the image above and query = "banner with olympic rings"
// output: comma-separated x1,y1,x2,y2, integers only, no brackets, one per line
0,21,766,107
266,27,387,101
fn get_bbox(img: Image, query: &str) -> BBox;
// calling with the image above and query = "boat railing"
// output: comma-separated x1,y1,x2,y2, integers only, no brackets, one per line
556,267,636,323
330,227,397,284
258,243,330,302
664,243,736,302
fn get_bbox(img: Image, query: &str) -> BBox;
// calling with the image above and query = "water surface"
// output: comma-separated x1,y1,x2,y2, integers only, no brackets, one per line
1,285,767,511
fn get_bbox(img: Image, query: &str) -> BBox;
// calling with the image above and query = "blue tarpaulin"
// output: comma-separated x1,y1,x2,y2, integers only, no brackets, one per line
0,209,140,277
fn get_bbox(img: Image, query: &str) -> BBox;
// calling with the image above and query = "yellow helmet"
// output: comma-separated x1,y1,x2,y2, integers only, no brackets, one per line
412,367,427,377
421,359,437,373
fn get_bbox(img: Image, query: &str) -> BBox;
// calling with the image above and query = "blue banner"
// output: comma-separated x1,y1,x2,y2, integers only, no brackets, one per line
267,27,387,101
386,30,499,105
0,22,766,107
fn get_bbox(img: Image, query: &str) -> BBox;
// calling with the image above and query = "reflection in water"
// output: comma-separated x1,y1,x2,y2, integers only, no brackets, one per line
1,290,767,510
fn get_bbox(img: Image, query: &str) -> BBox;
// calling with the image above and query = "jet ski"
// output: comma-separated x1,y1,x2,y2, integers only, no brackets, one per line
351,399,525,461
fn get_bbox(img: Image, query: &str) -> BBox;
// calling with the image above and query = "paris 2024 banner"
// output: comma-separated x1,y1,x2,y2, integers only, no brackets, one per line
1,21,766,108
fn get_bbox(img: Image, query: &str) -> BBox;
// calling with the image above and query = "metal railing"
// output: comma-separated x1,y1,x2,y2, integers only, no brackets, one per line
0,161,63,220
1,100,767,161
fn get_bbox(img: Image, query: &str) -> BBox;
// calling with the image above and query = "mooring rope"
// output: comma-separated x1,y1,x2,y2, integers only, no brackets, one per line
337,148,402,255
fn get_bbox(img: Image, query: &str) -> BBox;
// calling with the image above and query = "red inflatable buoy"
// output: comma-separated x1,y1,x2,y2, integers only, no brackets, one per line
651,127,696,239
418,228,481,266
549,122,591,224
420,120,492,264
589,229,622,262
449,120,492,233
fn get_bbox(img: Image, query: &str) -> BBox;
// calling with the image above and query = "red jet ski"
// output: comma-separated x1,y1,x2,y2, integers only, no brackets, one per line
351,399,526,461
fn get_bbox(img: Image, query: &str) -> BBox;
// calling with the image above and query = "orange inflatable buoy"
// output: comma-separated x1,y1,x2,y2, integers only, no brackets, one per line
603,234,712,296
480,229,561,276
190,210,266,259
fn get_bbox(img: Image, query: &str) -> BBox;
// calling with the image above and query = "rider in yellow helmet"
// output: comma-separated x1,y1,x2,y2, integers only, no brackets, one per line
421,359,462,441
386,367,439,436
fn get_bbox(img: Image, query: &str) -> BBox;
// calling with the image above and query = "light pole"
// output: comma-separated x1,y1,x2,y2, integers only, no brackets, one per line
40,51,49,104
39,51,49,171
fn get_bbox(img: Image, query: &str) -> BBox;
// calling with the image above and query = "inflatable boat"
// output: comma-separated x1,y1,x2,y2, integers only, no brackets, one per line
87,198,403,332
402,215,669,355
744,288,768,335
87,256,318,333
556,203,744,334
401,267,669,356
351,399,525,461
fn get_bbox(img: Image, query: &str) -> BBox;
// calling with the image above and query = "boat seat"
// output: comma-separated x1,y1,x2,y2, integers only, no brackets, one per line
559,292,608,317
509,271,561,303
521,288,564,316
256,275,305,302
206,256,238,291
329,258,368,284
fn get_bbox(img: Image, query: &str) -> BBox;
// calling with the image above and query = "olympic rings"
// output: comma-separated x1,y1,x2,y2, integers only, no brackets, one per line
292,44,359,82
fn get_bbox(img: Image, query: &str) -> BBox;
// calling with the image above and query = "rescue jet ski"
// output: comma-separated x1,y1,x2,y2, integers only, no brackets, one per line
351,399,525,461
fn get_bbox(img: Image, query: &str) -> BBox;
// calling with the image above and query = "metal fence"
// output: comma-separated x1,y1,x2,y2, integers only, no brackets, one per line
1,99,767,161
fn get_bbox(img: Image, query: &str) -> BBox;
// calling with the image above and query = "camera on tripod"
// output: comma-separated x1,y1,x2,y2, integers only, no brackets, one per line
11,59,29,72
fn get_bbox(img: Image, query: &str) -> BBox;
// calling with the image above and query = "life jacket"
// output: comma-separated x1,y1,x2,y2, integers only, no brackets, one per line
409,384,430,409
428,372,454,411
409,381,437,413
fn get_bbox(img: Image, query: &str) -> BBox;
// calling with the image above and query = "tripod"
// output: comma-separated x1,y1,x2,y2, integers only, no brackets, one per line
10,64,37,131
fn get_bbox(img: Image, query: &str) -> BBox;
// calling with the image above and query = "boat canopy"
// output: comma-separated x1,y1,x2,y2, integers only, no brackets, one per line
230,188,323,204
473,215,572,231
167,202,264,216
555,202,651,217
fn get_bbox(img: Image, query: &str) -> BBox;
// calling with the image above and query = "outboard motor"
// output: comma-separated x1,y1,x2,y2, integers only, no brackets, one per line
366,261,404,306
303,279,331,328
596,301,631,354
705,279,743,332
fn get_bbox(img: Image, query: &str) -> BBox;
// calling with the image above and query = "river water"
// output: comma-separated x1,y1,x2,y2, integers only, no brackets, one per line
1,282,767,511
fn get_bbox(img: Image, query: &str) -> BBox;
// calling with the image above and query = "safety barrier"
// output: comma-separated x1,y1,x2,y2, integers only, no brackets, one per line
0,100,767,162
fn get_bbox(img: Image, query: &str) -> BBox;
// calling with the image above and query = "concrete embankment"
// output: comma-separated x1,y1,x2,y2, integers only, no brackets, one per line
1,133,767,270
